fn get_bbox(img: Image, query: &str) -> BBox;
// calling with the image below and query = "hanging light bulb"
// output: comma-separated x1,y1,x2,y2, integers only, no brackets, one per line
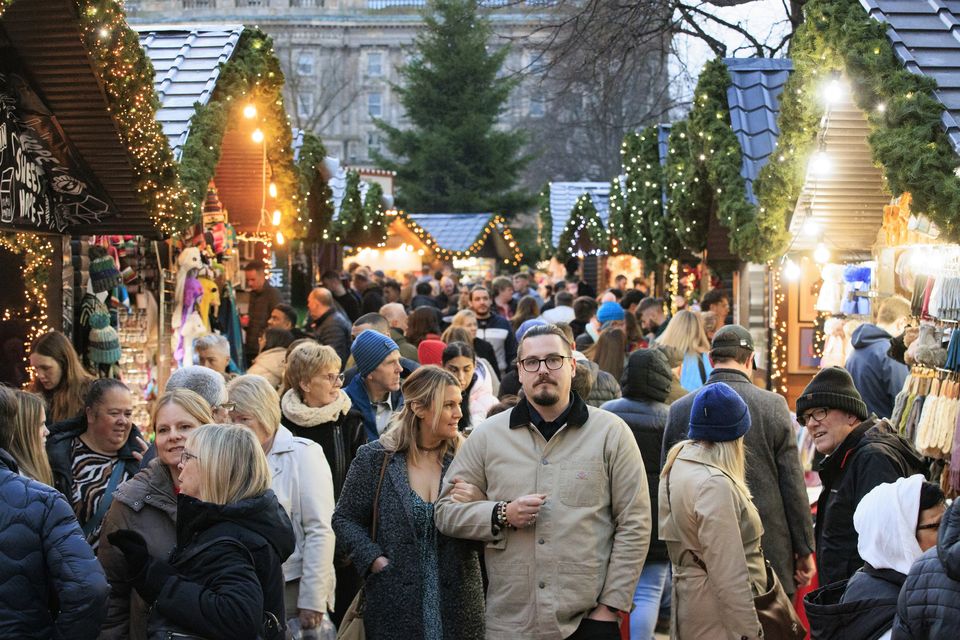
783,259,802,281
268,183,278,198
243,104,257,119
823,78,845,105
810,150,832,176
251,128,264,144
803,218,820,237
814,242,831,264
272,209,281,226
275,231,285,246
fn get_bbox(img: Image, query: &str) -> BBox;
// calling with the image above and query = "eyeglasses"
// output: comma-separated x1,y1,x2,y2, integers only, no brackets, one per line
519,355,572,373
321,373,345,385
180,450,200,466
798,407,829,426
214,402,236,413
917,520,942,531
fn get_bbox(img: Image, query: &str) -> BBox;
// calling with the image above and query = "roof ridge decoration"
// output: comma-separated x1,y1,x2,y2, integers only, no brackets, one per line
557,192,609,258
404,211,522,265
755,0,960,243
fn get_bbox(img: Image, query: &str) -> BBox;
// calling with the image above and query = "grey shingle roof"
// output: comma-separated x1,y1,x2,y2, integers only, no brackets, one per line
723,57,793,205
406,213,495,253
137,25,244,160
547,182,611,248
861,0,960,155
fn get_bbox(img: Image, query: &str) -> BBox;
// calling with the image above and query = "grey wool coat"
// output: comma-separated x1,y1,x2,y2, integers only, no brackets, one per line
661,368,815,595
332,441,484,640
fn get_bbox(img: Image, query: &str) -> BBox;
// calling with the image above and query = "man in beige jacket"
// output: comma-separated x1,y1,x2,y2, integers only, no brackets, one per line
435,324,650,639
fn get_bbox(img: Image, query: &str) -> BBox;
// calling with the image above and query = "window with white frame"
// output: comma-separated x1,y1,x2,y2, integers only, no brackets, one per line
367,52,384,77
297,51,315,77
368,92,383,118
366,131,383,156
297,93,314,119
528,94,545,118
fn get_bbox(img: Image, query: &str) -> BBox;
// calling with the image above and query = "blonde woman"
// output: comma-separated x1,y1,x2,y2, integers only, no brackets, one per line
659,383,765,639
228,374,336,634
657,309,713,392
2,390,53,484
98,389,212,640
106,424,295,639
332,366,484,640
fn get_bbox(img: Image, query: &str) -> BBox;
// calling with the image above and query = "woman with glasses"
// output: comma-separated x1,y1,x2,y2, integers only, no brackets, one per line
279,341,365,626
333,366,484,640
98,388,212,640
442,341,497,433
106,423,294,640
228,374,337,636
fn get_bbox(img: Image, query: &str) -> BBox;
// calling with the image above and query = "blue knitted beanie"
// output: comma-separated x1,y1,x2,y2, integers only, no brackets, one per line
352,330,399,377
597,301,625,325
688,382,751,442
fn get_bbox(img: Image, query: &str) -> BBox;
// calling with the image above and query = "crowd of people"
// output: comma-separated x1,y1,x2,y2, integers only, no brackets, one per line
1,260,958,639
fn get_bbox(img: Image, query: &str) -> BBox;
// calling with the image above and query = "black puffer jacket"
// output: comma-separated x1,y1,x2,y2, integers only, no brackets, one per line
146,490,295,640
805,564,904,640
46,414,143,500
815,417,925,586
0,448,109,639
893,499,960,638
599,348,672,563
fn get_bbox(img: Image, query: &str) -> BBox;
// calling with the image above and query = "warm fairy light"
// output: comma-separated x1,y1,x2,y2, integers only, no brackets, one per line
814,242,831,264
243,104,257,119
822,78,845,105
272,209,281,226
809,150,832,176
275,231,285,245
783,259,802,281
268,182,277,198
252,129,264,143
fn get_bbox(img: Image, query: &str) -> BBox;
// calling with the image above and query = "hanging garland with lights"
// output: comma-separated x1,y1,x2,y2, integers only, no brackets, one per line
755,0,960,241
334,170,364,245
607,175,627,256
360,182,388,248
296,131,333,240
537,184,552,259
177,27,301,240
0,0,194,235
557,194,609,259
378,211,524,266
0,233,53,349
664,120,711,253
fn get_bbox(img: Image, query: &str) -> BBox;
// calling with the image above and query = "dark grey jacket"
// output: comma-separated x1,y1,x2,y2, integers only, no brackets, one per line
306,309,352,367
661,368,815,594
332,441,484,640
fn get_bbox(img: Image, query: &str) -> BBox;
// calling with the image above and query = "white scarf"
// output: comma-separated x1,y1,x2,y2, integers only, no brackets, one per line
281,388,352,427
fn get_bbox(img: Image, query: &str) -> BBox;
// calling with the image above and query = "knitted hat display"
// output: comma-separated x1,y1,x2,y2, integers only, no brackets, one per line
88,310,121,364
688,382,751,442
796,366,869,421
88,246,121,293
597,301,625,326
352,330,399,377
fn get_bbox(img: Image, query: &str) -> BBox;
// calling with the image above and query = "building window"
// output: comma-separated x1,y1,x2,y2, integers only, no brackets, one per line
528,94,545,118
297,93,314,119
297,51,315,77
235,0,266,7
290,0,324,6
368,92,383,118
367,52,383,77
182,0,215,7
367,131,383,156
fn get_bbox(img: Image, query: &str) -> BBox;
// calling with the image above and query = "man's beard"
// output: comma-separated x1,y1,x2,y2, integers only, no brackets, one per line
531,381,560,406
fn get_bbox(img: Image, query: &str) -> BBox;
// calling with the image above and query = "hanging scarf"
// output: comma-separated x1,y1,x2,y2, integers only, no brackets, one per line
281,388,352,427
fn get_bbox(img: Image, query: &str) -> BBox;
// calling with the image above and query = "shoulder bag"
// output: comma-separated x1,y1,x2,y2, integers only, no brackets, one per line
665,463,805,640
337,451,393,640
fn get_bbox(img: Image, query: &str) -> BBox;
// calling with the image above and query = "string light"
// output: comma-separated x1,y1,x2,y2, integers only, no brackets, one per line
268,182,277,198
0,233,53,365
814,242,831,263
271,209,281,226
243,104,257,119
252,128,264,144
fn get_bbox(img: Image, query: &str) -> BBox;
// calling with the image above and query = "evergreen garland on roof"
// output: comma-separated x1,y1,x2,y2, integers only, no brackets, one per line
557,193,609,259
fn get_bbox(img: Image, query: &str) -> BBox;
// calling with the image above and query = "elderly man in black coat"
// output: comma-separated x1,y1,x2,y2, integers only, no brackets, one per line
661,325,816,597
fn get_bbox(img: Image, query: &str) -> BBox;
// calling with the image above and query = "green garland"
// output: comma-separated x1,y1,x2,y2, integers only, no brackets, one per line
335,170,364,245
557,194,609,259
664,120,711,253
755,0,960,242
537,184,552,259
177,28,301,239
295,132,333,240
361,182,387,248
607,174,628,255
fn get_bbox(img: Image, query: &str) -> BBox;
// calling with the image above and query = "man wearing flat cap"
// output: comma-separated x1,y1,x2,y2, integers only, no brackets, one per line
796,366,925,586
662,324,815,597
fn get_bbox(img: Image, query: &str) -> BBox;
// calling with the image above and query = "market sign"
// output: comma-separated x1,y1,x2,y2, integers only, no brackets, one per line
0,72,110,232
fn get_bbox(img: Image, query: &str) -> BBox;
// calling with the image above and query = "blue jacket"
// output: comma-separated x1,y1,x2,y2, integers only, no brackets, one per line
845,323,908,419
344,374,404,442
0,449,109,639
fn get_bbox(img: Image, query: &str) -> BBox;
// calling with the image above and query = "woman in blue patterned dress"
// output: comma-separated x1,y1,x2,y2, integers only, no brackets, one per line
333,366,484,640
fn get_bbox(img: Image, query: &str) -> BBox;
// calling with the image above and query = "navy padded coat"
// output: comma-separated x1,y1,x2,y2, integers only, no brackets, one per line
0,448,109,639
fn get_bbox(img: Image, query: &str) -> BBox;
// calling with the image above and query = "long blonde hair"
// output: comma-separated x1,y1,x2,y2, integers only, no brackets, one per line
2,389,54,485
657,310,710,356
380,365,463,464
661,438,751,500
186,424,271,505
29,331,95,423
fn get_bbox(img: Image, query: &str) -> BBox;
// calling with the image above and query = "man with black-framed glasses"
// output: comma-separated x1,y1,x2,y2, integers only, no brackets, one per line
796,366,925,587
436,323,649,640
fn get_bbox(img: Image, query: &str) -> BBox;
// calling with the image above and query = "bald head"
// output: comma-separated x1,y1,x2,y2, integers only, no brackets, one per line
380,303,408,331
307,287,333,320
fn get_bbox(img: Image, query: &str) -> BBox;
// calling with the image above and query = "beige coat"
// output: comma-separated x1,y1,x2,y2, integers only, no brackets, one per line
658,443,766,640
435,395,650,640
247,346,287,389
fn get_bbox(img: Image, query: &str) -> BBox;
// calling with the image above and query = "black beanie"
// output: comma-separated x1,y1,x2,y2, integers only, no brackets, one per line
621,348,673,403
796,366,869,421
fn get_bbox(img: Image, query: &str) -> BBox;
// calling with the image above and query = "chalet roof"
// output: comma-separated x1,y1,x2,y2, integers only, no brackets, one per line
547,182,611,248
406,213,494,253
